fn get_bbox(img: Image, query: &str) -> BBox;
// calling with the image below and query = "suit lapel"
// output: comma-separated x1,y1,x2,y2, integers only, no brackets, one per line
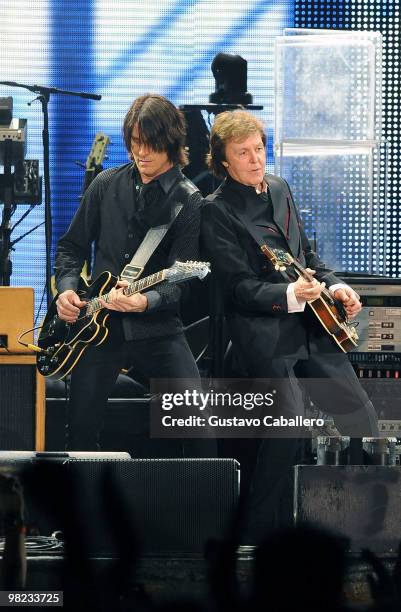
220,175,302,259
266,174,302,259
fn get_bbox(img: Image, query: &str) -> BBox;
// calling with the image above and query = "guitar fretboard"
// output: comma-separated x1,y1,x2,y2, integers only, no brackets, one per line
86,270,165,315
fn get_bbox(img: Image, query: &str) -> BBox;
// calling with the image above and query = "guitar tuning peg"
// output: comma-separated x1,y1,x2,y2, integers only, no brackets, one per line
275,265,280,271
280,266,286,272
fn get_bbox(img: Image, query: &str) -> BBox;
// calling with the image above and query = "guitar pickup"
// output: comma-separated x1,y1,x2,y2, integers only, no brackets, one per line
120,265,144,281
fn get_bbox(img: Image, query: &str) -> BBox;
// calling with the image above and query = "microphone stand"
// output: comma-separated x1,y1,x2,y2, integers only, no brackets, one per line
0,81,101,307
0,139,14,285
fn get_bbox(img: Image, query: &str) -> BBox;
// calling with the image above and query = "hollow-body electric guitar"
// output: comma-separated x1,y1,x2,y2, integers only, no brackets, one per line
36,261,210,380
261,245,358,353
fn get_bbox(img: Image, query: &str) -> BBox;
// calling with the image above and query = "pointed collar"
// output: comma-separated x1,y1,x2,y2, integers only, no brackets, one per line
132,163,182,194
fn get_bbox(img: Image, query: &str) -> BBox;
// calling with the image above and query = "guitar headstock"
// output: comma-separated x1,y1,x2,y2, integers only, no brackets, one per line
260,245,294,272
164,261,211,282
86,133,110,170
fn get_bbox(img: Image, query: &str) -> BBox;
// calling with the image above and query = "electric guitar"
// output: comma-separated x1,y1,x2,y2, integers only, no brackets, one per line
36,261,210,380
261,245,359,353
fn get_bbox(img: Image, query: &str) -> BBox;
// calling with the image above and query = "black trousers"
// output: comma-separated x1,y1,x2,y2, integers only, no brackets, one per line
68,326,216,457
239,351,379,543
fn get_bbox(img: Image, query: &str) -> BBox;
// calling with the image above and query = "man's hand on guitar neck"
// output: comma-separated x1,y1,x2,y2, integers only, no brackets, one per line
57,290,87,323
293,269,326,302
333,287,362,319
99,280,148,313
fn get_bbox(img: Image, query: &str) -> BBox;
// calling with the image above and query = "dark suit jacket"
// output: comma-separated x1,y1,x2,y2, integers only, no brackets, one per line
201,174,341,367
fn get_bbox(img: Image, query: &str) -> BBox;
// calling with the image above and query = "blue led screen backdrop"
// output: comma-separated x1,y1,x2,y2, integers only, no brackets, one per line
1,0,400,325
1,0,292,320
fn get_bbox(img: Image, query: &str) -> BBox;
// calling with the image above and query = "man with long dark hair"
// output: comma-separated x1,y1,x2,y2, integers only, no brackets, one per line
54,94,208,452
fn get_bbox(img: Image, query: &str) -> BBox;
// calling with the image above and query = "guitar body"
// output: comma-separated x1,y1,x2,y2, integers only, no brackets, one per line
37,271,117,380
307,297,358,353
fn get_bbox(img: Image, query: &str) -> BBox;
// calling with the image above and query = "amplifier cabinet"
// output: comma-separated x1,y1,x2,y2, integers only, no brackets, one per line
70,457,239,554
0,354,45,450
0,457,239,555
294,465,401,553
0,287,34,353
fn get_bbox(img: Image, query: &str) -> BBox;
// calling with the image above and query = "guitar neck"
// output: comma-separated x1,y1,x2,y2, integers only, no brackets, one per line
88,270,166,313
123,270,165,297
289,259,333,301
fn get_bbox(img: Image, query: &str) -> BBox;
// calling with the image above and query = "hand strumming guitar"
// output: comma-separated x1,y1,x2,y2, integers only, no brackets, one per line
99,279,148,313
333,287,362,319
57,290,87,323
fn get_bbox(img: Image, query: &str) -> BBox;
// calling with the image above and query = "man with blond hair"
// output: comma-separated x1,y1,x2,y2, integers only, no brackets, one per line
202,110,378,541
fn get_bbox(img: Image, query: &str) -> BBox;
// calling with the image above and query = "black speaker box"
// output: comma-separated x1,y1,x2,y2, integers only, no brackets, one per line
0,455,239,555
294,465,401,553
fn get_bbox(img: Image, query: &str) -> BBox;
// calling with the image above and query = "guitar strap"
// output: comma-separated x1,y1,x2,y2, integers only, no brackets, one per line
120,179,185,282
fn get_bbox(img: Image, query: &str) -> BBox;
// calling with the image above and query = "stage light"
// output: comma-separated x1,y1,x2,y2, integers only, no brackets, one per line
209,52,253,105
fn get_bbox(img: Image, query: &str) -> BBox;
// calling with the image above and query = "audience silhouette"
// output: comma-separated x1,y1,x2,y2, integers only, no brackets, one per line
1,465,400,612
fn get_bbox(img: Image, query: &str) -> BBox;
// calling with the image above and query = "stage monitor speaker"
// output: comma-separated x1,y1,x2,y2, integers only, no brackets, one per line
294,465,401,553
0,457,240,555
0,355,45,450
0,286,34,353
